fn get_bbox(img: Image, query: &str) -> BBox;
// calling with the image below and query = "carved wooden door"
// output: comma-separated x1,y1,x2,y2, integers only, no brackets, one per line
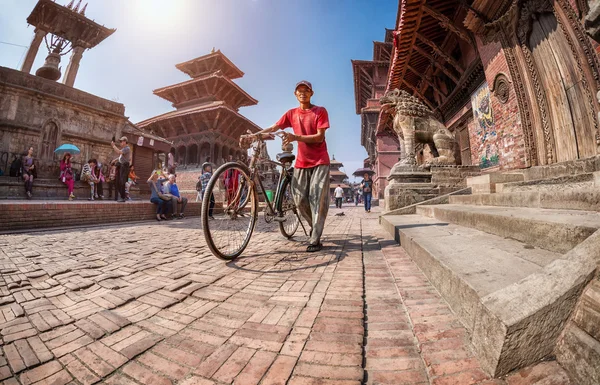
528,12,597,162
458,126,472,166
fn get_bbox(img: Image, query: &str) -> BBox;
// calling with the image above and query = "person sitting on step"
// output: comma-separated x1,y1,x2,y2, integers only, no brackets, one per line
80,159,99,201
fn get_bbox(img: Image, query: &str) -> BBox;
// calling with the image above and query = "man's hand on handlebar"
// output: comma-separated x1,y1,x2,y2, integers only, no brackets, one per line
239,132,276,149
280,131,297,147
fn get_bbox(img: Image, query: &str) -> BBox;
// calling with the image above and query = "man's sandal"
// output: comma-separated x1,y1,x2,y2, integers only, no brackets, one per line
306,243,322,252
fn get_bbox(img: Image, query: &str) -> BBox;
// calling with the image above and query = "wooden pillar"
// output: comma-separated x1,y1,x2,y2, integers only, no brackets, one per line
21,29,46,74
63,46,85,87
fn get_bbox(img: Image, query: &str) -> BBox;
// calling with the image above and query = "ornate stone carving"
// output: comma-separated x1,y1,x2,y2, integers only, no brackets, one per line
380,89,456,169
500,33,538,167
491,73,512,104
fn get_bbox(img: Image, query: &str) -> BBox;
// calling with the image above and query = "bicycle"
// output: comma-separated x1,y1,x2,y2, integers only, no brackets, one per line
201,133,308,260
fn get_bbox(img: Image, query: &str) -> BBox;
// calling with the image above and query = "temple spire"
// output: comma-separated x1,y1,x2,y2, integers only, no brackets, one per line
73,0,82,12
65,0,74,9
80,3,88,15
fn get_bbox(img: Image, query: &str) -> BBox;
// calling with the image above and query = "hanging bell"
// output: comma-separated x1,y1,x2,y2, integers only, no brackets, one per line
36,51,62,81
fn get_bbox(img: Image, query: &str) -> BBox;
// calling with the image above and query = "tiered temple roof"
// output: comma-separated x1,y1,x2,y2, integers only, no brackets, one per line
137,50,260,165
329,157,350,190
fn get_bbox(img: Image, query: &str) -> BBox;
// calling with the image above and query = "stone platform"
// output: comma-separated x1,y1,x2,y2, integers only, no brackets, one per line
0,201,202,233
381,168,600,379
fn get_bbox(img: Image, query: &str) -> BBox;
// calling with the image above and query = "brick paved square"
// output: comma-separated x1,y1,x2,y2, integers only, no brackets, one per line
0,209,573,384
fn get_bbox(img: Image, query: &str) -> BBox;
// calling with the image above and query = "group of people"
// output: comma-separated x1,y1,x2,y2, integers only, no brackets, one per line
148,168,189,221
57,136,136,201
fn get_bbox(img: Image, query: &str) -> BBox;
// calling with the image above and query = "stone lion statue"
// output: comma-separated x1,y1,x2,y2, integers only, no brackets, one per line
380,89,455,166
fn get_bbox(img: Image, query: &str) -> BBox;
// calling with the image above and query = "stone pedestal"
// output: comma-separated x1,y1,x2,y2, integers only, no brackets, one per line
384,164,435,212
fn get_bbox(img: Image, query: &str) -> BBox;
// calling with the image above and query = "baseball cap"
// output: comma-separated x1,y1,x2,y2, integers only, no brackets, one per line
295,80,313,92
119,136,128,142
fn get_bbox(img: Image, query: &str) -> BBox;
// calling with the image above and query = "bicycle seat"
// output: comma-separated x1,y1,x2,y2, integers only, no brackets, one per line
276,152,295,163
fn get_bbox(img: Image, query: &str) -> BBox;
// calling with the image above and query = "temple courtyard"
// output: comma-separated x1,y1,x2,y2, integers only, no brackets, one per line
0,206,570,385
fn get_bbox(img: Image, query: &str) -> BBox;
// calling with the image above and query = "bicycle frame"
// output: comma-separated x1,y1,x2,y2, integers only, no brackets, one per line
244,137,307,234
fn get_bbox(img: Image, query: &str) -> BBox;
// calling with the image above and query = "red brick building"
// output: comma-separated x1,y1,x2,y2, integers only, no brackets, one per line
355,0,600,176
352,30,402,199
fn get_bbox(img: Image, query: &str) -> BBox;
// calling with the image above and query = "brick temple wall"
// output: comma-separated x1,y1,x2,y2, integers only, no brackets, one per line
468,38,527,171
0,67,127,178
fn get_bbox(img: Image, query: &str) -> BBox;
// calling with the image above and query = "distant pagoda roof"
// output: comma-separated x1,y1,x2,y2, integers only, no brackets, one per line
137,101,260,140
373,41,393,62
27,0,115,49
330,170,347,177
330,157,343,166
176,51,244,80
153,71,257,110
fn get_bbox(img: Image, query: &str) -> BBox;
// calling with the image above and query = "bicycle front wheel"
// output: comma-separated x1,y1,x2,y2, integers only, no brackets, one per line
277,176,299,239
201,162,258,260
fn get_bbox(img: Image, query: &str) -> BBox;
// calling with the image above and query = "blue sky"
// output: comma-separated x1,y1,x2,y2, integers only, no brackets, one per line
0,0,397,180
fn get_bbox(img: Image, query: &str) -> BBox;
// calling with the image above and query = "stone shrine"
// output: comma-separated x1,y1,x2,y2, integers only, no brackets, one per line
0,0,169,193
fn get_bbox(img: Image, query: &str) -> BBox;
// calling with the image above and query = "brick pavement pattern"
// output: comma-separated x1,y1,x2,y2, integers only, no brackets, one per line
0,206,571,384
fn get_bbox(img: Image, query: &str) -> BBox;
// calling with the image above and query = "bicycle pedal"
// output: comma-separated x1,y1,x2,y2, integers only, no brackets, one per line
273,216,287,223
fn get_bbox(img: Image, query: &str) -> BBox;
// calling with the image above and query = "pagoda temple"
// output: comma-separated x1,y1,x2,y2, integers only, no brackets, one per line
137,50,261,169
329,157,350,198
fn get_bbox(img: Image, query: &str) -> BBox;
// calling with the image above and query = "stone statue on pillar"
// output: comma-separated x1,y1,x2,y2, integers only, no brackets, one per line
379,88,456,212
380,88,456,172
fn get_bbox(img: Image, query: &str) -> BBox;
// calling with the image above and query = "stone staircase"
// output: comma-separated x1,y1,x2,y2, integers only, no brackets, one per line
380,165,600,381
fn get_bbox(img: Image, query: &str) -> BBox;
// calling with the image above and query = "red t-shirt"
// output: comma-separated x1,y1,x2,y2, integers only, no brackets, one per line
275,106,330,168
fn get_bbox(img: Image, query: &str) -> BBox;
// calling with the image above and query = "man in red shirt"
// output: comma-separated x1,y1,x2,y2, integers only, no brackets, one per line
243,81,330,252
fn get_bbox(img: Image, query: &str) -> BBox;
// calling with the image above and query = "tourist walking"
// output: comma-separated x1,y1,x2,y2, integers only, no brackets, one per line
111,136,131,202
59,153,75,200
21,146,35,199
361,173,373,213
242,80,330,252
334,184,344,208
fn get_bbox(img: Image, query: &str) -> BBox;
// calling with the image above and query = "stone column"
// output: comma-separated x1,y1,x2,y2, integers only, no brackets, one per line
21,29,46,74
209,142,215,164
62,46,85,87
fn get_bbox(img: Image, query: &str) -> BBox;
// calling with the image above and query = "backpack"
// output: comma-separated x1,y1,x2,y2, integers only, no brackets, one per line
9,157,22,177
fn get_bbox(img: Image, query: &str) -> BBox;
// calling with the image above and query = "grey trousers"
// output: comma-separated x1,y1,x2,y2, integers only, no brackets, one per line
292,165,330,246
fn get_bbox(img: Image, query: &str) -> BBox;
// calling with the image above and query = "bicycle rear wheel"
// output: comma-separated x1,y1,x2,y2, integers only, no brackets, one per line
277,176,299,239
202,162,258,260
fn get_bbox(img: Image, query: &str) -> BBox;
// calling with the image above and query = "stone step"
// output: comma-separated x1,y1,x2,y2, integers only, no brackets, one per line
555,322,600,385
379,213,598,376
466,173,525,194
497,172,599,193
449,189,600,212
416,204,600,253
